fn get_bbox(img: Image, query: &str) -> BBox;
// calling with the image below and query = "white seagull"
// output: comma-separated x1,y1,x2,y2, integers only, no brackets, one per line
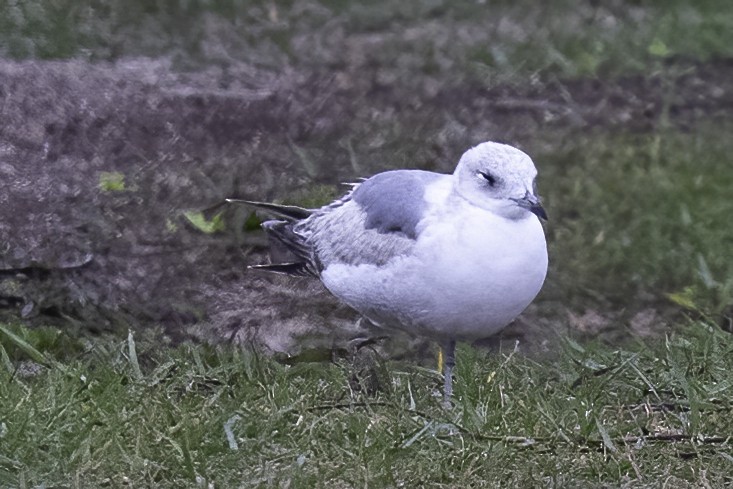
229,141,548,404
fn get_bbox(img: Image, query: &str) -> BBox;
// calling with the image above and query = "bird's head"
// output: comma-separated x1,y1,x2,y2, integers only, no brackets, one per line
453,141,547,221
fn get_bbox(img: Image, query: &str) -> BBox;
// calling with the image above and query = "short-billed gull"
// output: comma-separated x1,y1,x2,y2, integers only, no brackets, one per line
229,141,548,404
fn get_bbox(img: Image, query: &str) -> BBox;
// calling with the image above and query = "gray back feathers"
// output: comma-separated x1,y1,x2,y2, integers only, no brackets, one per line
254,169,439,276
351,170,440,239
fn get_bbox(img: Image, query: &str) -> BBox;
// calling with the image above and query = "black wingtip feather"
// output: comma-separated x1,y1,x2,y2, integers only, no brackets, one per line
228,199,320,277
226,199,313,221
248,262,313,277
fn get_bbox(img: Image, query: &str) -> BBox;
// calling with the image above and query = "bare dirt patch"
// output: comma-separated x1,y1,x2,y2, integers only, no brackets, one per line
1,56,732,355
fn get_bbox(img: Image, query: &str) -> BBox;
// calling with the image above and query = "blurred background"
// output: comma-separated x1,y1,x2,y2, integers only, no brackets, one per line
1,0,732,356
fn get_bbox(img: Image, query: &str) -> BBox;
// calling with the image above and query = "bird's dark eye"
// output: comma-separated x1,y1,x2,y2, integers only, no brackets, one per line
479,171,497,187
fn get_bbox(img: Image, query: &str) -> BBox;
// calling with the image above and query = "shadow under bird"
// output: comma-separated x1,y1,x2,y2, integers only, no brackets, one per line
228,141,548,405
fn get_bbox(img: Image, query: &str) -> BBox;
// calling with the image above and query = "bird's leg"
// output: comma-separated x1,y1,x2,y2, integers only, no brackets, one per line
442,339,456,407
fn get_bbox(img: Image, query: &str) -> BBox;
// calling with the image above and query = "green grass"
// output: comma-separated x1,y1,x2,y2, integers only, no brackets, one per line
535,123,733,316
2,0,733,80
1,321,732,487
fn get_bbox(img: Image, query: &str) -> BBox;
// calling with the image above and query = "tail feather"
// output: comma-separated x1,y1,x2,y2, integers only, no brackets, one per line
262,220,313,263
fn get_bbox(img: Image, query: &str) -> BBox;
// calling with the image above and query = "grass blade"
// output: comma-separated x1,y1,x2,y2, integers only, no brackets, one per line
596,418,618,453
0,324,50,366
127,330,143,381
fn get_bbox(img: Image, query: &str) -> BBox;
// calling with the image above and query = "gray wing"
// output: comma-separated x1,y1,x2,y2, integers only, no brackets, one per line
253,169,443,276
349,170,442,239
297,170,443,270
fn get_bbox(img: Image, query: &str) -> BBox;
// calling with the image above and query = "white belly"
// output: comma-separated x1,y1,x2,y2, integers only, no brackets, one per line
321,202,548,341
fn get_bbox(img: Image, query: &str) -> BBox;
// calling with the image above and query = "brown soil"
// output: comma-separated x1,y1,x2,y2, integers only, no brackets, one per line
1,56,732,356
